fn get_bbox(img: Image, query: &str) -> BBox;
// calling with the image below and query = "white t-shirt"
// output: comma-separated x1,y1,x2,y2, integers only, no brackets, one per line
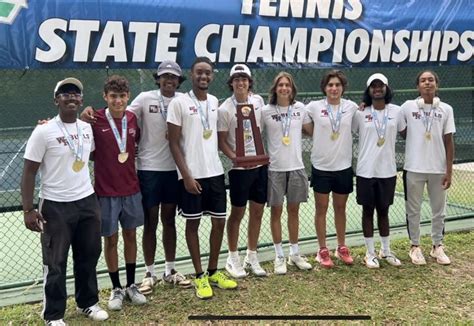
261,101,311,172
128,90,184,171
305,99,358,171
217,93,265,170
167,92,224,180
352,104,406,178
23,117,95,202
402,99,456,174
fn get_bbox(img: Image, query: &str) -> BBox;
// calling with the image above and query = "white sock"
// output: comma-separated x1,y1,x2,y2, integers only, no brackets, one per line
380,236,390,255
164,261,175,276
146,264,155,277
364,237,375,255
274,242,284,257
289,243,299,256
246,249,257,258
229,250,239,259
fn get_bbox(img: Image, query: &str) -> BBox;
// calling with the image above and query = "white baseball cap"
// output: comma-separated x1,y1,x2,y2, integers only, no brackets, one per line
230,64,251,78
157,61,182,77
367,73,388,87
54,77,83,98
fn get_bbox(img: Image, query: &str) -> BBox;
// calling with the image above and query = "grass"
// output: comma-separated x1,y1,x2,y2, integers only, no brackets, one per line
1,231,473,324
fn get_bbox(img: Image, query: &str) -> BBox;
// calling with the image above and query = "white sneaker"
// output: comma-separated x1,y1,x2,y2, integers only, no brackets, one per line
287,254,312,270
409,246,427,265
46,319,66,326
364,252,380,269
77,303,109,321
125,284,147,305
378,250,402,266
225,255,247,278
244,254,267,277
108,287,125,311
430,245,451,265
274,256,287,275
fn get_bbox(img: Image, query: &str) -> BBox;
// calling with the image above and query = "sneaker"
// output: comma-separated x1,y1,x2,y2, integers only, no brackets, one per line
225,255,247,278
194,274,213,299
379,250,402,266
139,272,158,295
409,246,427,265
208,271,238,289
108,287,125,311
77,304,109,321
430,245,451,265
364,253,380,269
125,284,147,305
244,254,267,277
316,247,334,269
335,245,354,265
46,320,66,326
274,256,287,275
162,269,193,288
288,254,312,270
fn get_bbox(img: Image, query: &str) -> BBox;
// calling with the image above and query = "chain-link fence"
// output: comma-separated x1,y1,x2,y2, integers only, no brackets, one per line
1,65,473,290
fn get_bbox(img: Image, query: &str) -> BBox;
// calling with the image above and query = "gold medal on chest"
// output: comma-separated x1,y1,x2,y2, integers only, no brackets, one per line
425,132,431,140
203,129,212,139
118,152,129,163
72,160,85,172
331,132,339,141
282,136,291,145
377,138,385,147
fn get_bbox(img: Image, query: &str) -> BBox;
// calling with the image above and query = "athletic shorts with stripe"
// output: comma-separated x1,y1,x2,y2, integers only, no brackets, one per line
178,174,226,219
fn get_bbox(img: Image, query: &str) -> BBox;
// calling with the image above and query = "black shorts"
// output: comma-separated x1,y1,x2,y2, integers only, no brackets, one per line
228,166,268,207
356,176,396,208
138,170,179,208
178,174,227,219
310,166,354,194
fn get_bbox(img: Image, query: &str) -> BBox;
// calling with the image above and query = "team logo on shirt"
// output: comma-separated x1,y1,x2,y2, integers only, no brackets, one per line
188,106,198,115
128,128,137,138
412,111,443,119
365,114,373,122
320,109,328,117
271,111,301,121
149,105,159,113
56,134,91,145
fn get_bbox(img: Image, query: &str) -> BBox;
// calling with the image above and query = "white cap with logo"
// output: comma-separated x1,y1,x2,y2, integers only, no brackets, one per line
366,73,388,87
54,77,83,98
230,64,251,78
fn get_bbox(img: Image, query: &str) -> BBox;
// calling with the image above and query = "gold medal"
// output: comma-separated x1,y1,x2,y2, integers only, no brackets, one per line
118,152,129,163
203,129,212,139
282,136,291,145
331,132,339,141
72,160,85,172
377,138,385,147
425,132,431,140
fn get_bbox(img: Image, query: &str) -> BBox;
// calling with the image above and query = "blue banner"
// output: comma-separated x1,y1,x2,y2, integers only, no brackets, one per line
0,0,472,69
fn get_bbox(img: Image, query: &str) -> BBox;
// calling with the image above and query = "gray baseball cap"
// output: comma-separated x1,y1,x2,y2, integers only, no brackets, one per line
157,61,182,77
